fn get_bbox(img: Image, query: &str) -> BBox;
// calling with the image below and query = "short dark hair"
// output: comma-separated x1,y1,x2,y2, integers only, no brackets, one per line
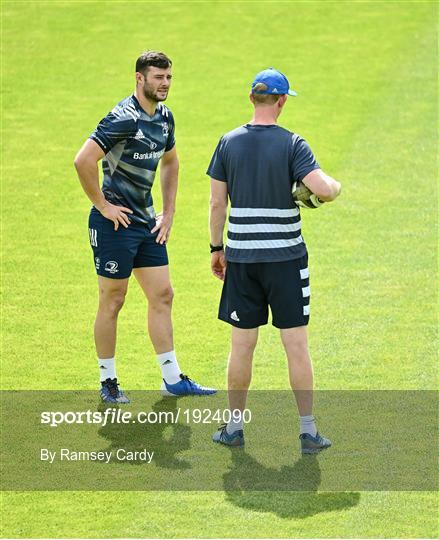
252,82,280,105
135,50,172,73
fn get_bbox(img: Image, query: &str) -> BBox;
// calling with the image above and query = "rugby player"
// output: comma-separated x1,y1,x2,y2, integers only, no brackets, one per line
74,51,216,402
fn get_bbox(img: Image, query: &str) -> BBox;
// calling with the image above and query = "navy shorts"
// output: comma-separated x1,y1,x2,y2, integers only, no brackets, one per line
218,255,310,329
88,208,168,279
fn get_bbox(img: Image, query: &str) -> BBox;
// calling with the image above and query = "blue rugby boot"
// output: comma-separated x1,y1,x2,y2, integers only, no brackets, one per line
100,378,130,404
161,374,216,397
212,424,245,447
300,432,331,454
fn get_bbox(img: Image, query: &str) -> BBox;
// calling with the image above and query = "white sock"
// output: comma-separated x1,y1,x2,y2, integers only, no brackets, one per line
300,415,317,437
98,357,116,382
157,350,181,384
226,417,243,435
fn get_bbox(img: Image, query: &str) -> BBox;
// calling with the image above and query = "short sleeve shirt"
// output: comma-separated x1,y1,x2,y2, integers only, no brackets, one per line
90,95,175,225
207,124,320,263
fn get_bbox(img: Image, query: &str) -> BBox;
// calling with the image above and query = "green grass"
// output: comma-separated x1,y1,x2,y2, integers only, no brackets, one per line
1,0,438,538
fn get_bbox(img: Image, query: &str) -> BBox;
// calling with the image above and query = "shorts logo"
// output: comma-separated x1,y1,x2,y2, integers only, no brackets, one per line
104,261,119,274
95,257,100,270
89,228,98,247
230,311,240,322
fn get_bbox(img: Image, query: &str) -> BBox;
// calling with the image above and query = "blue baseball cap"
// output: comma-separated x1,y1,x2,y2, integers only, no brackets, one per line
251,67,297,96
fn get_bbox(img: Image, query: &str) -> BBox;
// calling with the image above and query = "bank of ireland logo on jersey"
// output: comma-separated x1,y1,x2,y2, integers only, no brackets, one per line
104,261,119,274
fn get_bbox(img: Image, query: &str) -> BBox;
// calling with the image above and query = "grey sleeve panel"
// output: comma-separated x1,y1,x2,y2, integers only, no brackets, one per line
90,111,137,154
206,137,227,182
290,136,320,181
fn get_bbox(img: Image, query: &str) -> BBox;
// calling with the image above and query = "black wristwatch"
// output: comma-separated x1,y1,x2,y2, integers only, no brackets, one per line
210,244,224,253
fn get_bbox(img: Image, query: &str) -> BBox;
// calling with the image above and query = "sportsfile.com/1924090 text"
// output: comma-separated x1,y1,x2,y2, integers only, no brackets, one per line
40,408,252,428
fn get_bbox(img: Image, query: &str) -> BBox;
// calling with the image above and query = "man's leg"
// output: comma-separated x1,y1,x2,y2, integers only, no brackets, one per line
228,326,259,414
280,326,313,416
213,327,258,445
94,275,130,402
95,275,129,358
133,265,174,354
281,326,331,452
134,265,216,394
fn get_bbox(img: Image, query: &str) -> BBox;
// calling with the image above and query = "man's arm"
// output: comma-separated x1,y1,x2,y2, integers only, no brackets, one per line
209,179,228,280
152,146,179,244
74,139,133,230
301,169,342,202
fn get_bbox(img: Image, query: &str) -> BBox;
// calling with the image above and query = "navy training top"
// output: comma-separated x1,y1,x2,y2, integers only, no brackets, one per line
90,94,175,225
207,124,320,263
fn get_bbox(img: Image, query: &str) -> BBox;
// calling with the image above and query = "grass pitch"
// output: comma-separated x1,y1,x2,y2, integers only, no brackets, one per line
2,0,438,538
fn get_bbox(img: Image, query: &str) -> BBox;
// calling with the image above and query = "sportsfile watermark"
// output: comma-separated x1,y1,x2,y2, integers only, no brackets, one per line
1,390,438,491
40,407,252,428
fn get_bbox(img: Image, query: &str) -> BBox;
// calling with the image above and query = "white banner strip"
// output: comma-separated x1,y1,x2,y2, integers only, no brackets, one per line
228,222,301,234
226,237,304,250
230,207,299,218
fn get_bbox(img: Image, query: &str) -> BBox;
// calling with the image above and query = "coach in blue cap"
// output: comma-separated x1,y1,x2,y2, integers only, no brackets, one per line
207,67,341,453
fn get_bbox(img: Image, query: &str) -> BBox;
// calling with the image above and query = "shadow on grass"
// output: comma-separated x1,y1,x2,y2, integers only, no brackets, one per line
223,449,360,518
98,397,192,470
96,395,358,511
